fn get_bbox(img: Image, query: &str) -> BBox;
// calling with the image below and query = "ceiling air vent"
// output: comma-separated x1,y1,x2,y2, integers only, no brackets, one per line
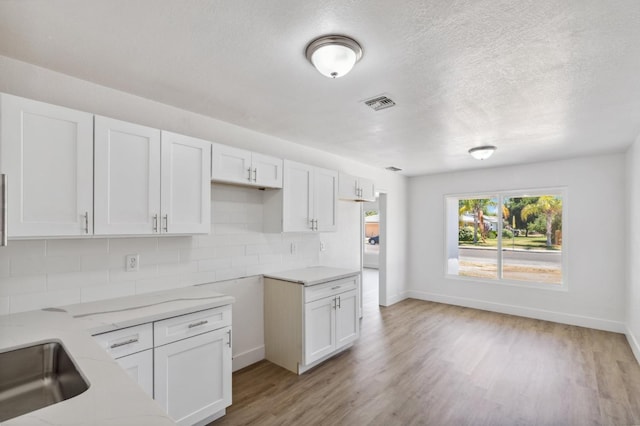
386,166,402,172
364,95,396,111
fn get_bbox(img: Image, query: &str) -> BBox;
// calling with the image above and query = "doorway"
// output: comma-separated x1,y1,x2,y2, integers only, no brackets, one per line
361,192,387,310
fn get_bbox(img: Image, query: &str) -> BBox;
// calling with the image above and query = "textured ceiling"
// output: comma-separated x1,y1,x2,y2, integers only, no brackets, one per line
1,0,640,176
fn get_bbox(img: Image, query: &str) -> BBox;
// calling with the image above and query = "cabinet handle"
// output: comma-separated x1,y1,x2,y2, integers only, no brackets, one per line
331,286,341,290
84,212,89,234
247,167,252,182
1,174,7,247
163,214,168,232
188,320,209,329
227,329,232,347
153,214,158,233
253,168,257,182
314,219,318,231
110,337,139,349
337,296,341,309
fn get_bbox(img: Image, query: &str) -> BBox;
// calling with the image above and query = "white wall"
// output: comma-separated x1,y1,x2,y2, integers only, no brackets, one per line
0,55,408,365
407,154,627,332
626,136,640,360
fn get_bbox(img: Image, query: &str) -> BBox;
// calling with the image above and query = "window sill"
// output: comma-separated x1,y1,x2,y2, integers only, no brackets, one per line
445,273,568,292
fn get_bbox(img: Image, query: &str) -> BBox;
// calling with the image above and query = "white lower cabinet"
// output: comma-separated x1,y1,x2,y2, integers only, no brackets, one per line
264,274,360,374
92,305,232,425
154,327,232,426
118,349,154,398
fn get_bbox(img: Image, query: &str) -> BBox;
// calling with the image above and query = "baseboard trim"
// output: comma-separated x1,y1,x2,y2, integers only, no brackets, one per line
407,290,625,333
232,345,265,372
626,326,640,365
383,291,409,307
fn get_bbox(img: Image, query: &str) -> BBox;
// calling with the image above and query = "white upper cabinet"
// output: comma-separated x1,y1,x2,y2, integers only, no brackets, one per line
161,131,211,235
313,167,338,232
338,172,375,202
94,116,161,235
265,160,337,233
211,143,282,188
95,118,211,236
0,93,94,237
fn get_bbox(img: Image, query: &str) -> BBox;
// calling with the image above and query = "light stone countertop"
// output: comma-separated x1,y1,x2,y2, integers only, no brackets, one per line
0,285,234,426
263,266,360,286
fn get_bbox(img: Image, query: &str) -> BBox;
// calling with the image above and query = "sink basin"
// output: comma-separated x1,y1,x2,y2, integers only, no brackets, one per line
0,341,89,422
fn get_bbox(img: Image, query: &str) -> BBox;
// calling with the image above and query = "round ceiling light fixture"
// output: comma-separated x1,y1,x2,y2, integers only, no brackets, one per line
305,35,363,79
468,145,497,160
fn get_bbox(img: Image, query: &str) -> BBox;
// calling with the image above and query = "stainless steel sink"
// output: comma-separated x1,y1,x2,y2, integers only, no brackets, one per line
0,341,89,422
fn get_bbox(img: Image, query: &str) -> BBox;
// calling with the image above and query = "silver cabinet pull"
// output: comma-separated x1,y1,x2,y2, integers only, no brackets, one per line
337,295,341,309
84,212,89,234
162,214,168,233
332,297,337,309
331,286,341,290
253,168,257,182
247,167,252,181
188,320,208,329
227,329,232,347
153,214,158,233
110,337,139,349
314,219,318,231
1,174,7,247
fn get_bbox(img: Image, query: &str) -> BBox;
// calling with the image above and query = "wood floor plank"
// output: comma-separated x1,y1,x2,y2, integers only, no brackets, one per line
212,294,640,426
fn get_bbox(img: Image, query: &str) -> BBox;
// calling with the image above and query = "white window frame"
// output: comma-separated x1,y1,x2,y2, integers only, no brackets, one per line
444,187,568,291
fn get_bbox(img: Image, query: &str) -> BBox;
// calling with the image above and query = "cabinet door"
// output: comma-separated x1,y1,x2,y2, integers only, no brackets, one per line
282,160,314,232
335,289,359,350
211,143,252,185
338,173,359,201
252,153,283,188
154,327,232,426
0,94,93,237
94,116,161,235
304,296,336,365
359,177,376,202
116,349,153,399
314,167,338,232
160,132,211,234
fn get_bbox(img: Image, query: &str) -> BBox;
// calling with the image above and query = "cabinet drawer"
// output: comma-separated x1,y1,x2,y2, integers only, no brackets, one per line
154,306,232,347
304,275,358,303
93,323,153,359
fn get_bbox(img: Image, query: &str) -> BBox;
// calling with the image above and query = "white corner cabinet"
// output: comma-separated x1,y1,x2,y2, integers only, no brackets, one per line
93,306,232,426
264,160,338,233
338,173,375,202
264,274,359,374
0,93,211,239
211,143,282,188
95,116,211,235
0,93,95,237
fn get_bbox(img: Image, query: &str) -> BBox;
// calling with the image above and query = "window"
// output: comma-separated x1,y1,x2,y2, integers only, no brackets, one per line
446,189,565,287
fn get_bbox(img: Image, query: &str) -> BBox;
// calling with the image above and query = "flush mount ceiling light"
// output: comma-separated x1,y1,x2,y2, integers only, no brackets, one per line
468,145,497,160
305,35,363,79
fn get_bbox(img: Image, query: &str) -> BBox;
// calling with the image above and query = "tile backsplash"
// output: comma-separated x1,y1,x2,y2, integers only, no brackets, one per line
0,185,320,315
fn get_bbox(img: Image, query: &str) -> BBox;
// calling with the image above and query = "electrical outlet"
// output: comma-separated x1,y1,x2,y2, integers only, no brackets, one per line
125,254,139,272
320,241,326,251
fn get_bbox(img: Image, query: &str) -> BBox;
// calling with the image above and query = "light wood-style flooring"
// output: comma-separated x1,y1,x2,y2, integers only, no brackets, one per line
212,271,640,425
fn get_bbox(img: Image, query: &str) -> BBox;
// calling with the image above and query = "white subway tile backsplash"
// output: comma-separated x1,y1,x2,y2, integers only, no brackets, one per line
47,270,110,290
0,186,325,314
47,239,107,256
0,275,47,297
109,265,158,283
109,237,158,253
10,256,46,276
0,297,9,315
81,282,135,303
198,258,233,272
10,289,81,313
232,255,259,267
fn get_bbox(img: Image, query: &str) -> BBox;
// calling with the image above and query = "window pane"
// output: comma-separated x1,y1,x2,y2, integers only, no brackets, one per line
502,195,563,284
457,197,498,279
